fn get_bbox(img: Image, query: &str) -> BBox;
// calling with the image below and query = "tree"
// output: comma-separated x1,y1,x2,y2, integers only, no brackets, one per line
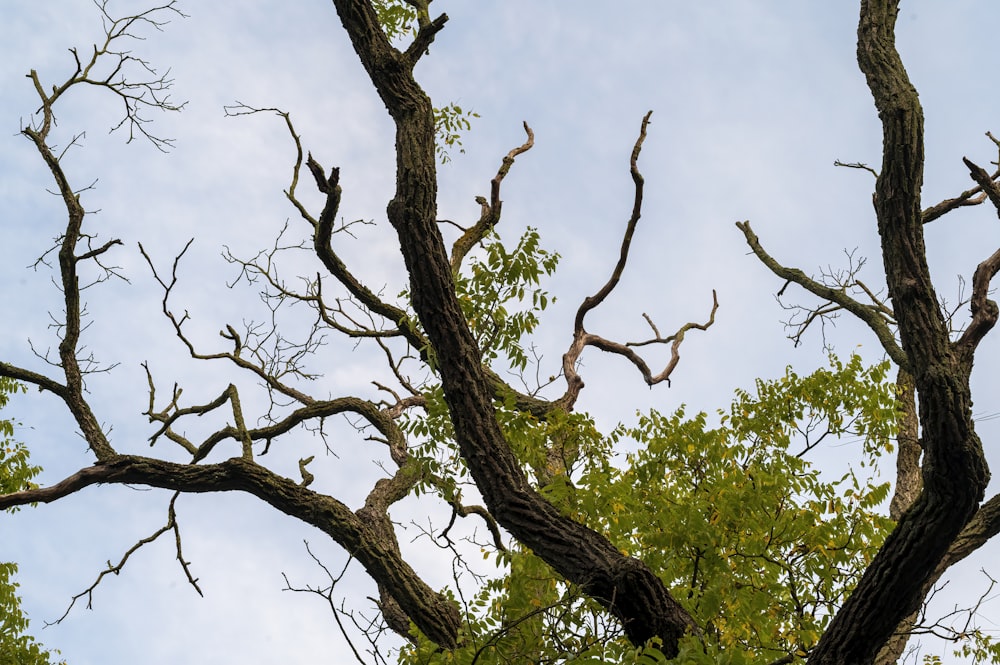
2,1,1000,664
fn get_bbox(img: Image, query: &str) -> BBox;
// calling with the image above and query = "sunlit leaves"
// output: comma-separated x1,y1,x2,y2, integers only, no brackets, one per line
399,353,901,664
454,228,558,372
372,0,418,43
593,355,896,661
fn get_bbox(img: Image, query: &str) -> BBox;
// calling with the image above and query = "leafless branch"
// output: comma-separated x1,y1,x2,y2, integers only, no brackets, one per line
450,122,535,271
736,220,907,368
282,545,373,664
834,159,878,178
47,491,200,625
560,112,716,405
24,1,187,151
440,499,507,553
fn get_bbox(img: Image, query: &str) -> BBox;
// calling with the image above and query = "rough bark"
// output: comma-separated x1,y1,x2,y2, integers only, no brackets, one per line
329,0,698,654
874,368,921,665
0,454,460,647
887,368,921,523
809,2,992,663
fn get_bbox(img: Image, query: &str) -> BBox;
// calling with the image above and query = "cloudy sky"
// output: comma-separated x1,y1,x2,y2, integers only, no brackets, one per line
2,1,1000,663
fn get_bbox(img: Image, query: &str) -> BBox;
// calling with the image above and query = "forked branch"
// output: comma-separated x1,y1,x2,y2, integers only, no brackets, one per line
561,112,717,406
736,220,907,368
48,491,201,625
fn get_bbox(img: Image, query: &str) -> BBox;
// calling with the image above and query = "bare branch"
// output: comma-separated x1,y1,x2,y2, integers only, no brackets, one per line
962,157,1000,218
956,245,1000,360
440,499,507,553
0,361,69,398
404,12,448,65
283,546,374,662
0,454,460,647
736,220,907,368
572,112,653,333
834,159,878,178
558,112,716,405
922,184,991,225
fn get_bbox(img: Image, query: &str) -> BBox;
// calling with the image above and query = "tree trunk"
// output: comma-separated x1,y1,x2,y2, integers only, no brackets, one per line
810,2,991,663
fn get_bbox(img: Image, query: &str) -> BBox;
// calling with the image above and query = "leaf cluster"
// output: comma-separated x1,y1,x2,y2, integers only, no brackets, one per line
454,228,558,372
398,354,899,664
434,103,480,163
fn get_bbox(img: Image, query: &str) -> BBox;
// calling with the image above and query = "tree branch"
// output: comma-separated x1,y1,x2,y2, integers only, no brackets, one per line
0,454,460,647
450,122,534,272
331,0,700,651
736,220,907,368
558,113,716,408
810,2,991,662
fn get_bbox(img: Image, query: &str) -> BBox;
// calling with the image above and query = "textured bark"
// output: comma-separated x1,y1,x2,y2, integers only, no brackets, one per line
0,455,460,647
330,0,697,654
875,368,921,665
875,493,1000,665
887,368,922,525
809,2,992,663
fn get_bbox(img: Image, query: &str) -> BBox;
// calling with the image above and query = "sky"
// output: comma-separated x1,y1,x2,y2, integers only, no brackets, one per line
2,1,1000,663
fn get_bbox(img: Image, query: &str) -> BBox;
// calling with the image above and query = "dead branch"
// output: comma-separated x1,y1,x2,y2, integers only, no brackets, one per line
282,546,375,662
450,122,535,271
560,112,717,406
440,499,507,553
42,491,199,628
2,453,460,647
962,157,1000,218
24,2,187,151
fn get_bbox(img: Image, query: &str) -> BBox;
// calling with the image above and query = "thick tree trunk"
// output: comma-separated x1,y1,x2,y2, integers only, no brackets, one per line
330,0,697,654
810,2,991,663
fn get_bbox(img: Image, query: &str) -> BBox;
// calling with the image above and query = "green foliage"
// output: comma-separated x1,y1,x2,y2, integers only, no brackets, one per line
434,103,480,163
1,377,39,504
398,352,900,664
401,227,559,501
0,378,65,665
454,228,558,371
371,1,479,163
373,0,418,42
592,355,896,662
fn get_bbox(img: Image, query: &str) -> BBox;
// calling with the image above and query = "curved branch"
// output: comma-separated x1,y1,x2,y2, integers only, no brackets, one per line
331,0,698,652
955,158,1000,357
573,111,652,334
0,362,69,398
404,12,447,65
557,112,716,407
811,2,990,662
49,491,201,624
312,162,427,352
736,220,907,368
450,122,535,271
0,454,459,648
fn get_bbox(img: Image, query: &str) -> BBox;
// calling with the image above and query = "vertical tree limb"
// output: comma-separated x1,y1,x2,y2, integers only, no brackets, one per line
810,2,991,662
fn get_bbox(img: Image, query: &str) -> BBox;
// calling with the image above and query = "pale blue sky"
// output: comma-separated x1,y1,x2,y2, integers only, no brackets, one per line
2,2,1000,663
